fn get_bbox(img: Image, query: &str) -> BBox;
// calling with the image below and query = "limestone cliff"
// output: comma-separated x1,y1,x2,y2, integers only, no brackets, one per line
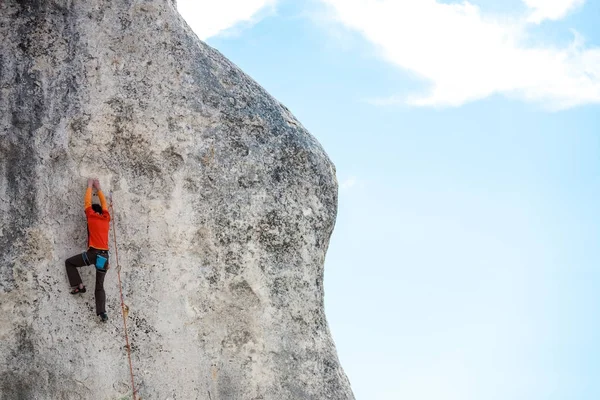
0,1,354,399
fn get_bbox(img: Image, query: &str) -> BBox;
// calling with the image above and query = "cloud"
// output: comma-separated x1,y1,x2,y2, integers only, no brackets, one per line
523,0,585,23
340,177,357,190
321,0,600,109
177,0,275,40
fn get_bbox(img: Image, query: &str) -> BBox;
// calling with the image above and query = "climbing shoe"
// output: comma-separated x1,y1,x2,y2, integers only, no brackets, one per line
99,313,108,322
70,286,86,294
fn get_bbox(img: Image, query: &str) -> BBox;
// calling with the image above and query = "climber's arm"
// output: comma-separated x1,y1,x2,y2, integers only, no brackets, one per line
97,190,108,212
84,179,93,210
93,179,110,216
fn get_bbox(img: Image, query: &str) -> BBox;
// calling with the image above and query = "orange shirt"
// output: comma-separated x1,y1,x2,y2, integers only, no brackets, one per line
84,187,110,250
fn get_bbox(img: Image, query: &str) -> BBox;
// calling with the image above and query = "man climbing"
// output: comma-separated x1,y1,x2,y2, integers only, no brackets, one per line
65,178,111,322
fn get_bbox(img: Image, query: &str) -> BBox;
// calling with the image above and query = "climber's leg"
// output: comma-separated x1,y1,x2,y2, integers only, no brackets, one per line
95,268,107,315
65,253,87,289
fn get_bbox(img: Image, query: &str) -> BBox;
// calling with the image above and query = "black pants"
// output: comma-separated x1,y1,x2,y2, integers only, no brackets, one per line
65,248,109,315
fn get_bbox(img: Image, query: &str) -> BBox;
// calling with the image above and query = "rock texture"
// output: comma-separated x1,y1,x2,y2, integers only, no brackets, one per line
0,1,354,399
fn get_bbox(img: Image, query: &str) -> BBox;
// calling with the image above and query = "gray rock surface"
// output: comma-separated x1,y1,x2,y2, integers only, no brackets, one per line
0,1,354,399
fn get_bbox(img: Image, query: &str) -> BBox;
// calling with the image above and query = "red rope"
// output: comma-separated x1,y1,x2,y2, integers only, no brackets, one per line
110,192,137,400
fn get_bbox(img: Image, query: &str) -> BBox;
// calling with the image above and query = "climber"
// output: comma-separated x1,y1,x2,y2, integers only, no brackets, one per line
65,178,111,322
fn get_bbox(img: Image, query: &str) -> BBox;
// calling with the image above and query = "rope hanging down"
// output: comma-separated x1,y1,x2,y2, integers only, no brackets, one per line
110,192,138,400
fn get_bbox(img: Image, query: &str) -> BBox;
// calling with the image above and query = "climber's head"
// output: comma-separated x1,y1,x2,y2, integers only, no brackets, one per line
91,203,103,215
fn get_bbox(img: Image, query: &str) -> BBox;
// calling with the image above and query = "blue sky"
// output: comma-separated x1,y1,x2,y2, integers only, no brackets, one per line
178,1,600,399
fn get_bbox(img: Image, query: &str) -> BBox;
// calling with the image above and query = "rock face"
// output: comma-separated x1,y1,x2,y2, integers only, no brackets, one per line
0,1,354,399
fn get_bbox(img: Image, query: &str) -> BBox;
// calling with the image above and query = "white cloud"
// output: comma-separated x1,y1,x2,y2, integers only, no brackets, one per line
321,0,600,109
340,177,358,190
177,0,275,40
523,0,585,23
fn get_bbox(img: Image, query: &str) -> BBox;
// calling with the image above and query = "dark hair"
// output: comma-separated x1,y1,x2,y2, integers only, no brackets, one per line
91,204,103,214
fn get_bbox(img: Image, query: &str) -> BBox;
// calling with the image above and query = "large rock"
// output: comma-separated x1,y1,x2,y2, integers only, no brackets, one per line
0,1,354,399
